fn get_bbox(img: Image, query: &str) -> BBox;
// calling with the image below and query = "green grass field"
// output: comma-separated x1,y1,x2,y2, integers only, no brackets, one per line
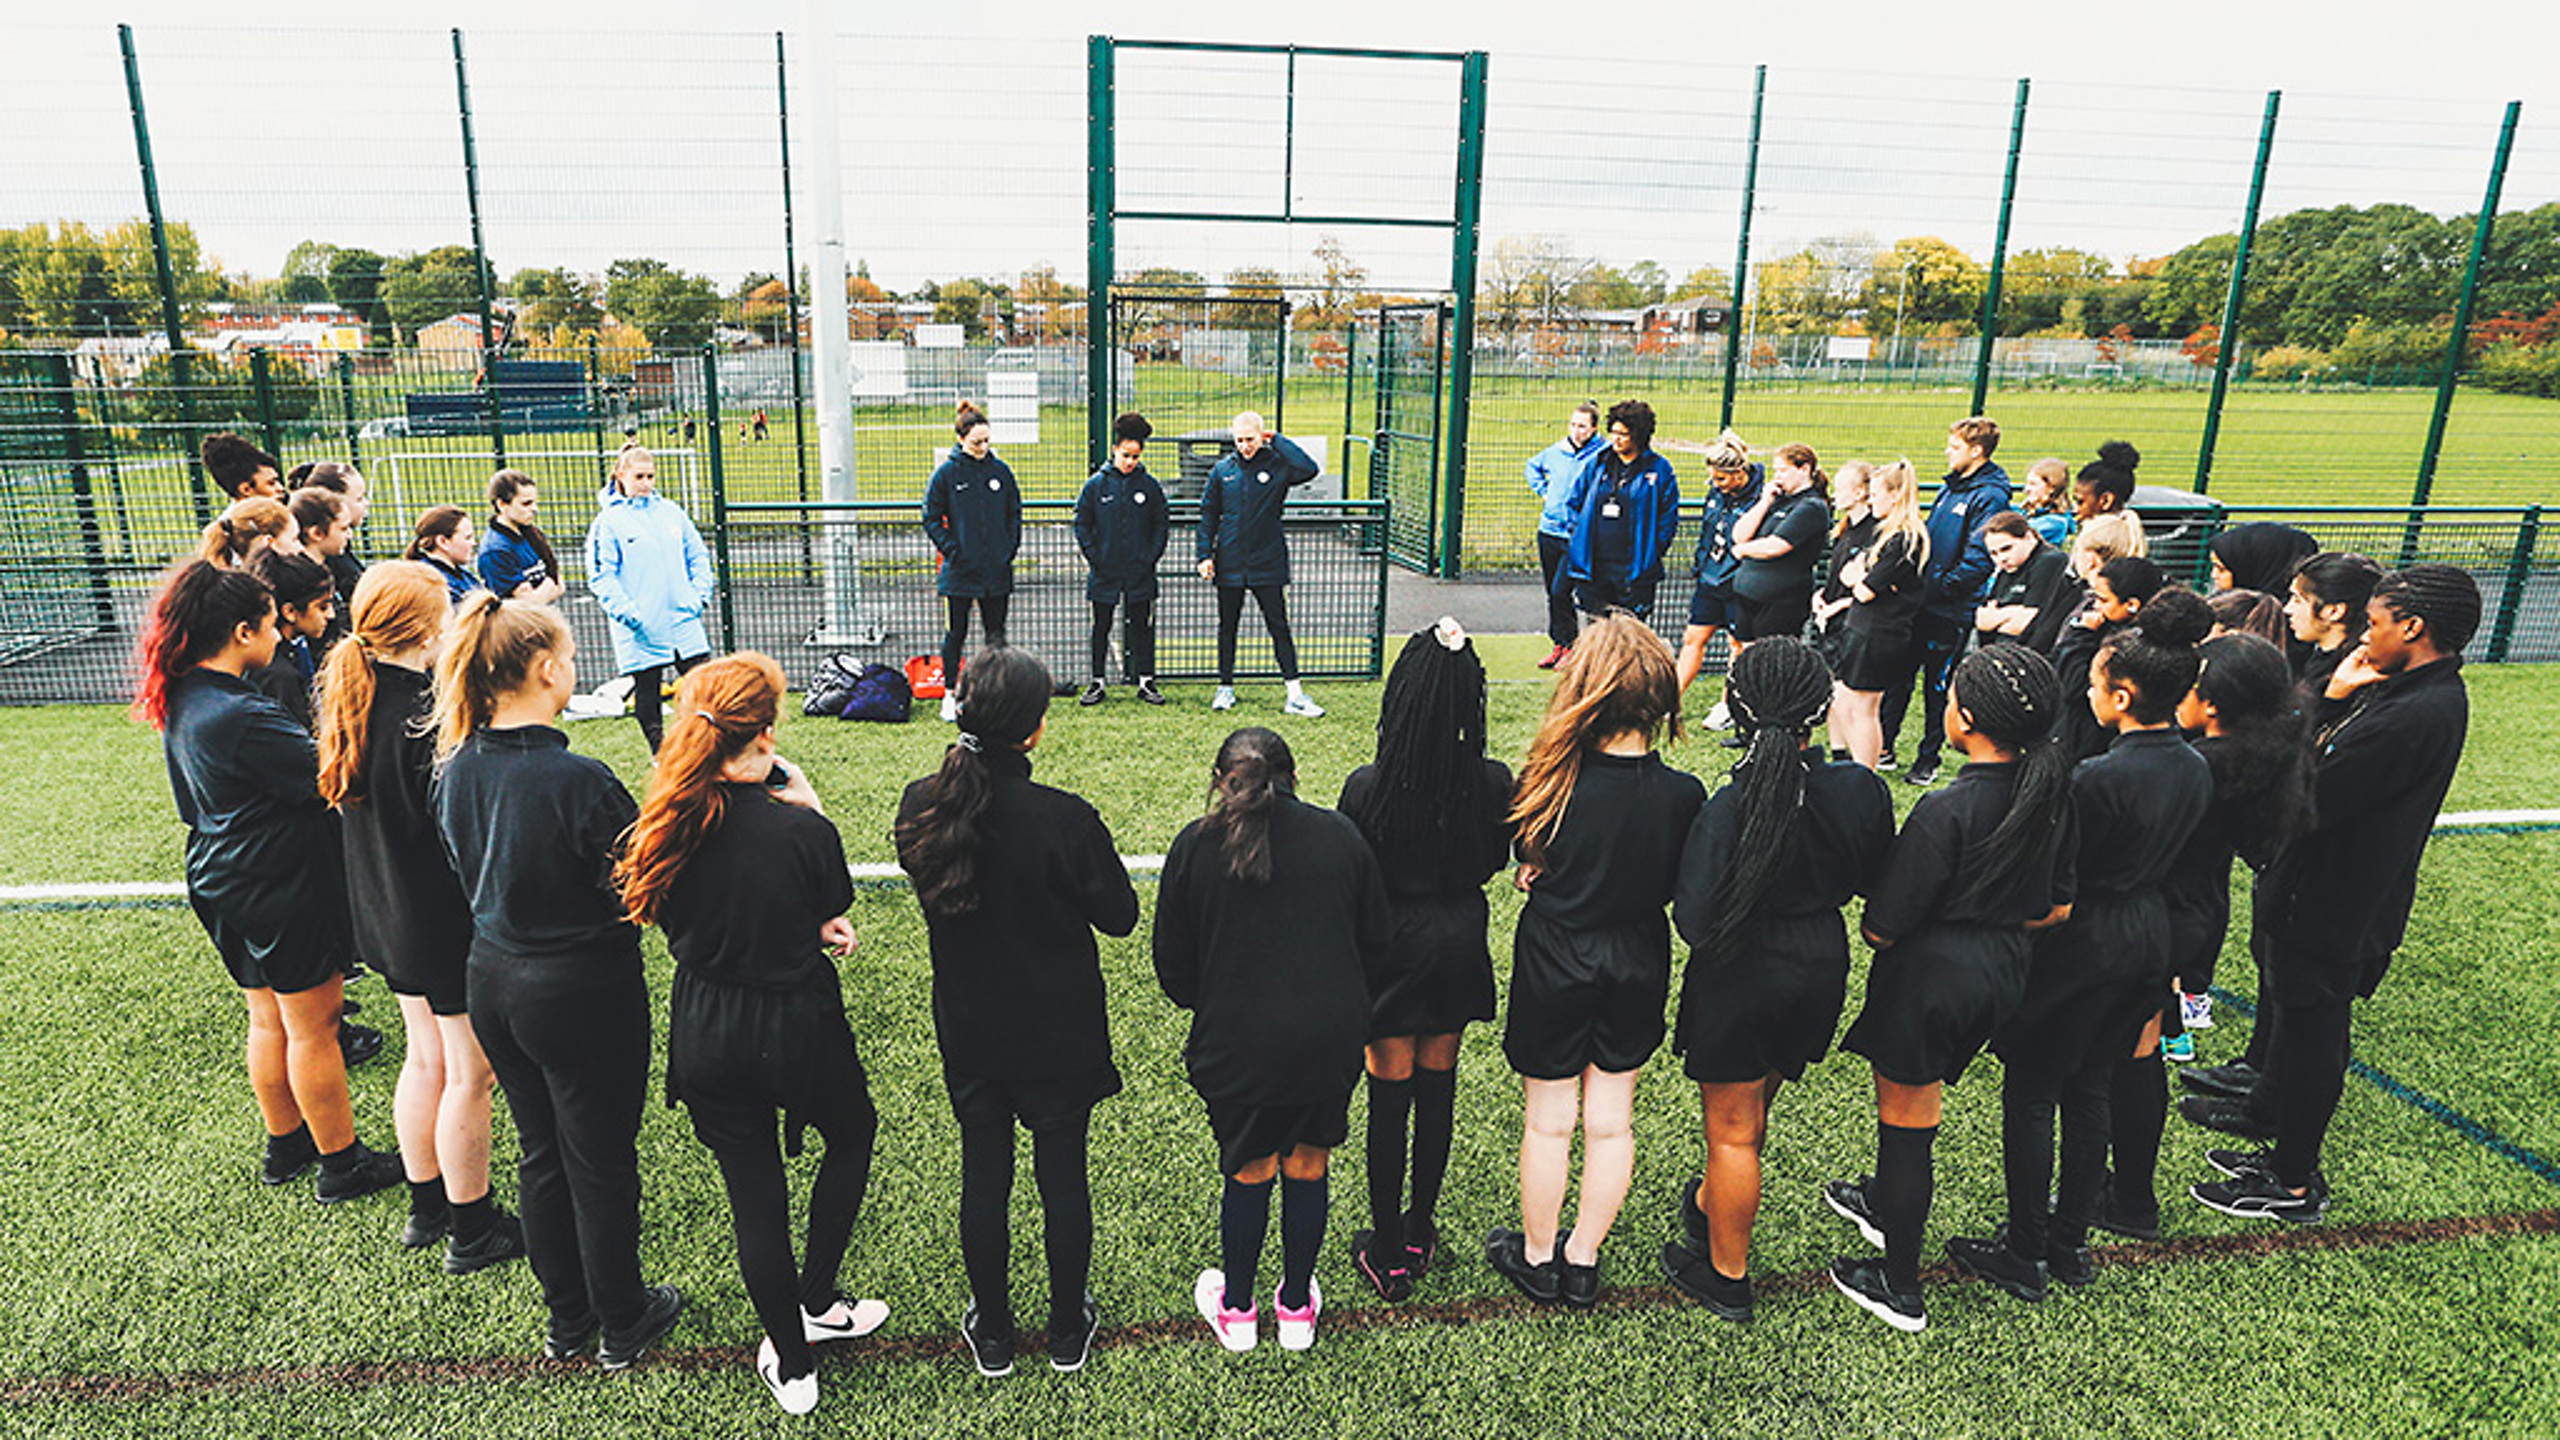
2,649,2556,1437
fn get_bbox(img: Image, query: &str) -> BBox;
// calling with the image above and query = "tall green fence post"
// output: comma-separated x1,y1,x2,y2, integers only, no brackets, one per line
250,348,280,457
1340,323,1357,492
587,335,608,481
337,352,362,469
1440,50,1488,579
452,28,506,467
775,30,814,537
119,23,209,527
703,343,736,648
2196,90,2280,496
2404,99,2521,568
2487,504,2541,662
1720,64,1767,431
1970,78,2030,417
47,353,116,627
1086,35,1116,470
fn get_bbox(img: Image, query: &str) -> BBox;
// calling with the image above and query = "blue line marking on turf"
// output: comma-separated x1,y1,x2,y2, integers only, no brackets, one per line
2208,985,2560,1191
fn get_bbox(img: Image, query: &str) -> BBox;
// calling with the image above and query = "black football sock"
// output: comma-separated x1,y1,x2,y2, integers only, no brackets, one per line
1278,1174,1328,1311
1365,1075,1414,1260
1219,1176,1273,1313
1873,1121,1937,1294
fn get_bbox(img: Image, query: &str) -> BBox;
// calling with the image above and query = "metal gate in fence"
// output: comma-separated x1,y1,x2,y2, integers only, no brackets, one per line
1372,301,1447,572
1105,290,1288,501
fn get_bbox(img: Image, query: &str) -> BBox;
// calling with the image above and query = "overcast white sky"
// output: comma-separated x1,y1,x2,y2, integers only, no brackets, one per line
7,0,2554,294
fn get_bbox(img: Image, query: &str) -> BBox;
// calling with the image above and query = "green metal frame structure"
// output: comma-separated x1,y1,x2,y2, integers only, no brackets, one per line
1085,36,1488,576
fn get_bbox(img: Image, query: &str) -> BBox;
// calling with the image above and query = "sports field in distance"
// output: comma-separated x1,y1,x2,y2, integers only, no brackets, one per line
2,644,2556,1437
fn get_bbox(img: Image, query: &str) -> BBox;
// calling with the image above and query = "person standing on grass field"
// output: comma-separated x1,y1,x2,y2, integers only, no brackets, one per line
1674,430,1760,707
588,443,715,753
1954,594,2212,1305
135,560,404,1206
1199,411,1326,717
203,431,284,501
1073,412,1170,708
1560,400,1680,625
2208,521,2318,600
479,470,565,605
408,507,487,605
201,496,300,569
1718,443,1834,749
2019,458,2073,547
1899,416,2013,787
246,552,337,733
297,462,372,608
290,488,358,653
1826,643,2076,1332
924,403,1023,723
1813,461,1875,688
1974,513,2074,656
1157,727,1390,1356
2279,551,2386,702
1527,400,1604,669
894,646,1139,1379
1662,638,1893,1324
315,561,525,1275
1336,619,1514,1303
2053,557,2171,764
431,594,684,1370
1489,615,1704,1310
1827,460,1928,773
2070,441,2140,526
620,654,891,1415
2188,567,2477,1226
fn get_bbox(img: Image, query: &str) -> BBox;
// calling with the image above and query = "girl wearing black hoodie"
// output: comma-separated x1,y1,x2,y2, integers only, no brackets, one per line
922,402,1023,721
896,646,1141,1378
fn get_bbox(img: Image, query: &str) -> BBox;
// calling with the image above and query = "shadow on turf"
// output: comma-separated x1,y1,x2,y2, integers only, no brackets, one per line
10,1206,2555,1405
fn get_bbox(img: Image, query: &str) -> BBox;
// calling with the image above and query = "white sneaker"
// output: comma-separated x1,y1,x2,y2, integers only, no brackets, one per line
755,1336,818,1416
939,694,960,723
1193,1268,1256,1352
1274,1277,1321,1352
1706,699,1733,731
1211,686,1237,712
2181,992,2215,1030
1282,691,1325,719
802,1295,889,1344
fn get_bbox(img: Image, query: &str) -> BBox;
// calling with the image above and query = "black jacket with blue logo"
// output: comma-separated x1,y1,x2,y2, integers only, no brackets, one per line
1196,434,1320,588
922,444,1023,598
1074,461,1171,603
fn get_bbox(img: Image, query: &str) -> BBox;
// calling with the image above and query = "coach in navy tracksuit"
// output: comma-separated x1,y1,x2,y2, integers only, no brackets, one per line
1897,417,2013,784
923,404,1023,712
1197,412,1326,717
1074,412,1171,706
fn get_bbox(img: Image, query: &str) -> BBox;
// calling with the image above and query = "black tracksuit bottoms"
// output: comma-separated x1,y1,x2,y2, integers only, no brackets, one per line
1537,533,1577,650
1090,599,1156,682
944,595,1012,678
1216,584,1298,684
692,1083,879,1378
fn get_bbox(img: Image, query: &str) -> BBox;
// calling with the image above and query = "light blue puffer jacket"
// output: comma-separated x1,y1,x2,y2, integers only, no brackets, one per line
585,481,714,674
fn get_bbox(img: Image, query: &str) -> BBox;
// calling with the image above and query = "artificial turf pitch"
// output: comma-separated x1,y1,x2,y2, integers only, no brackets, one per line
1,644,2555,1437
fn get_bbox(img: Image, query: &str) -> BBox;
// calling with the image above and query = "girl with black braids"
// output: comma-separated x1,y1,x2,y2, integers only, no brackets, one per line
896,647,1139,1377
1953,593,2213,1303
1662,638,1893,1322
1157,728,1391,1355
1336,619,1514,1302
1826,643,2078,1331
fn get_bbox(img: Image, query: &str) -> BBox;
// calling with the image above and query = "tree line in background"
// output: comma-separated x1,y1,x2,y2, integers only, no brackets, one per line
5,202,2560,396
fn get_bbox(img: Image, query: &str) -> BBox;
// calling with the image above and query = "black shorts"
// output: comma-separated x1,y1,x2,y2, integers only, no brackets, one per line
1503,907,1671,1080
1836,626,1917,694
1576,575,1659,619
1673,914,1851,1084
1841,926,2032,1087
1687,583,1741,631
191,893,345,996
1736,592,1812,643
380,949,469,1016
668,967,870,1155
1993,896,2168,1075
1368,891,1498,1040
1203,1091,1352,1177
948,1066,1123,1133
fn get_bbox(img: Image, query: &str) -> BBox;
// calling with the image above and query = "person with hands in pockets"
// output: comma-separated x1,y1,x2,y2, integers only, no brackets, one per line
1198,411,1326,717
585,443,714,753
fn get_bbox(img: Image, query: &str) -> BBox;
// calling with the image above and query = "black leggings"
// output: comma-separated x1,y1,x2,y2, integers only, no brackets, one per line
2261,997,2352,1189
630,652,709,753
958,1106,1095,1340
1216,584,1298,684
1537,533,1577,649
2000,1059,2113,1257
699,1084,878,1382
943,594,1011,678
1090,599,1156,682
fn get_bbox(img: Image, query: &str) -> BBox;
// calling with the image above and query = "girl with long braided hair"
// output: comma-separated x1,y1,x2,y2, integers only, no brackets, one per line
1336,619,1514,1302
1826,642,2079,1331
1662,637,1894,1322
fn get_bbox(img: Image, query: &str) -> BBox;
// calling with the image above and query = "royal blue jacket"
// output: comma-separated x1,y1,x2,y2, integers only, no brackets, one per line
1562,447,1681,588
1074,461,1170,604
1198,434,1321,588
1527,434,1602,539
1692,465,1765,593
1920,461,2015,621
477,521,553,600
586,482,714,674
923,444,1023,598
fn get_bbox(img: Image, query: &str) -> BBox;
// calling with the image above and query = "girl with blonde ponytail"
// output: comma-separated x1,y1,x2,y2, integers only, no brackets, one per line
431,594,682,1368
315,561,523,1271
618,655,886,1412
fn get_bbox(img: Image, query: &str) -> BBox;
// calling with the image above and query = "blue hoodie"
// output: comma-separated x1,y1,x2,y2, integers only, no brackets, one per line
922,443,1023,598
1527,434,1602,539
1920,461,2015,621
1562,447,1681,589
585,481,714,675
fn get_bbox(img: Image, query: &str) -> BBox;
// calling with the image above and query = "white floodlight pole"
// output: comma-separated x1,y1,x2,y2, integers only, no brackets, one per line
800,0,867,643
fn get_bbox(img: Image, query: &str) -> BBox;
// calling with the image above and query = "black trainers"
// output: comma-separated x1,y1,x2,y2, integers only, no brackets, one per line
1554,1229,1600,1309
1878,747,1900,770
445,1207,527,1275
260,1129,318,1186
1402,1212,1439,1277
1135,679,1166,706
339,1021,386,1068
598,1284,685,1371
314,1143,404,1204
1483,1227,1562,1304
2193,1172,2329,1225
1675,1177,1712,1253
1823,1177,1886,1248
2179,1094,2276,1141
545,1312,599,1361
1947,1230,2047,1302
1660,1242,1752,1323
2181,1060,2261,1101
1349,1229,1413,1302
400,1208,451,1249
2208,1146,2280,1181
1829,1256,1925,1332
2046,1242,2095,1288
1078,679,1106,707
1047,1293,1099,1373
2092,1188,2161,1244
961,1300,1015,1378
1901,760,1940,787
